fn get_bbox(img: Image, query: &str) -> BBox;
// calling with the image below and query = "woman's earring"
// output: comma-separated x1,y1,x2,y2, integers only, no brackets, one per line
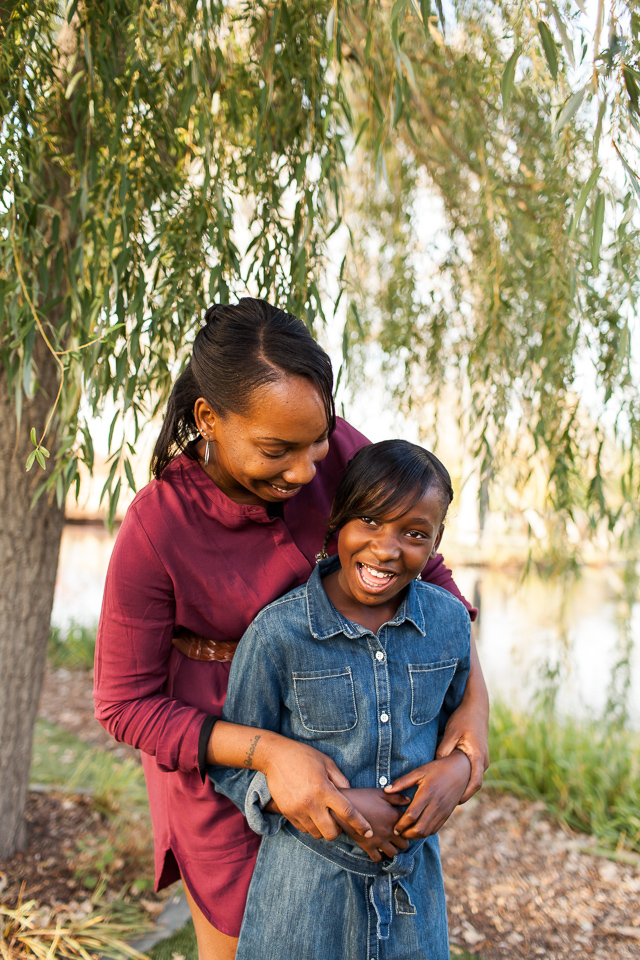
315,550,328,563
415,572,422,581
204,440,211,466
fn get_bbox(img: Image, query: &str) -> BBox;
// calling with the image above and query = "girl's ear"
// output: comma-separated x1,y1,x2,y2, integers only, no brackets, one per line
430,524,445,557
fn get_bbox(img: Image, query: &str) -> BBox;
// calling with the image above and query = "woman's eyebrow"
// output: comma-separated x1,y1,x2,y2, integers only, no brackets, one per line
257,431,328,444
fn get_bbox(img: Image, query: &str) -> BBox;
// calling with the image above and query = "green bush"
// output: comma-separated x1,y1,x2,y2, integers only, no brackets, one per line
48,622,97,670
486,700,640,854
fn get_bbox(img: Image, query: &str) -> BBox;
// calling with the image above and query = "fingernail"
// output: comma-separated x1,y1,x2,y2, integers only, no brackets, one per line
365,829,373,837
393,829,399,835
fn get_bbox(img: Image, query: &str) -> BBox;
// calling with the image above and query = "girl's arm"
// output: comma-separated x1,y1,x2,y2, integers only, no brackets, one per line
434,629,490,801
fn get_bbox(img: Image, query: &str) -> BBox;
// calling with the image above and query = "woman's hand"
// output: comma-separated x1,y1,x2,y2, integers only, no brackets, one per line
259,736,375,842
435,631,490,802
331,788,411,862
383,750,471,839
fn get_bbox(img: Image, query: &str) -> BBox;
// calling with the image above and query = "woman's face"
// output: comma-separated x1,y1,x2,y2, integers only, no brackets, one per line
194,375,330,505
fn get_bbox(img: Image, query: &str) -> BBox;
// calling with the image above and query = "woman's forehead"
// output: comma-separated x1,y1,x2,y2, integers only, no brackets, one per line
243,376,328,439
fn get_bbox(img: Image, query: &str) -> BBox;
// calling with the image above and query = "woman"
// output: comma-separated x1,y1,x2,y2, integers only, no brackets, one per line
94,298,489,960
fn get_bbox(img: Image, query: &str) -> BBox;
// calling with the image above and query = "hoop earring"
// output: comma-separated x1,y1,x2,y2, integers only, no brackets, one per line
204,440,211,466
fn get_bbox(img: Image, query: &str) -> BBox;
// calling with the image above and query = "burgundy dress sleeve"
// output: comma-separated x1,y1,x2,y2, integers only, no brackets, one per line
94,503,206,774
422,553,478,622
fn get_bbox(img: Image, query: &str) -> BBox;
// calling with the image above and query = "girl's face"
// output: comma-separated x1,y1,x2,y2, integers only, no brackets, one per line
194,375,330,505
335,488,446,610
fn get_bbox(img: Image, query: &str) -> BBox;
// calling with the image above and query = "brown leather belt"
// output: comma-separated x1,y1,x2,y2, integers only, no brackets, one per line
172,633,239,662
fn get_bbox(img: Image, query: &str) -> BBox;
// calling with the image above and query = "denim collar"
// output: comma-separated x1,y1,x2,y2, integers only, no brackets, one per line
306,555,426,641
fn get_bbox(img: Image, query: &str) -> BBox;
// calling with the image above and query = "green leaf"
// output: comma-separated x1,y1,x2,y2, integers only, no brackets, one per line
538,21,558,80
40,445,50,458
550,3,575,68
65,71,85,99
35,449,46,470
501,47,521,117
591,192,605,270
124,457,137,494
30,427,37,446
325,6,336,41
108,478,122,530
554,86,585,134
570,165,601,238
26,450,37,472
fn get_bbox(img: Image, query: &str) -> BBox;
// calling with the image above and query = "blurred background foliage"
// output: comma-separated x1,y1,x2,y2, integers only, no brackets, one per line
1,0,639,551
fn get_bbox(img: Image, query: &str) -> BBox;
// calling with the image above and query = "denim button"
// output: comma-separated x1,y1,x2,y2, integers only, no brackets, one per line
375,651,384,661
380,712,389,723
378,776,388,786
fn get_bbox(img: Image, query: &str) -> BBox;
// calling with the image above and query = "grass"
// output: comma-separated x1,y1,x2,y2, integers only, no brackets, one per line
30,720,155,898
48,623,97,671
486,699,640,855
0,898,148,960
31,720,147,816
148,921,197,960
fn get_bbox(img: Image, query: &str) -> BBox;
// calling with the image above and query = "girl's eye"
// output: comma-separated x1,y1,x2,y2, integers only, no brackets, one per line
359,516,377,526
407,530,428,540
260,450,287,459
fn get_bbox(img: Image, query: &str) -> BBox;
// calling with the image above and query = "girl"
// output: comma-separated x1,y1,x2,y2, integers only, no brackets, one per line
211,439,472,960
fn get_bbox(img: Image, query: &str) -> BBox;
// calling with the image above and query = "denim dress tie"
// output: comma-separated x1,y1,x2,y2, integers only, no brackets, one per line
284,824,424,940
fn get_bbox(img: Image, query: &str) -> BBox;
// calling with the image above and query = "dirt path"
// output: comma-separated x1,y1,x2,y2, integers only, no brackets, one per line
28,667,640,958
440,793,640,959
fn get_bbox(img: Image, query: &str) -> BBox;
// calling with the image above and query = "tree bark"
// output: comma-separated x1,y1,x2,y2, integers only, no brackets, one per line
0,344,65,858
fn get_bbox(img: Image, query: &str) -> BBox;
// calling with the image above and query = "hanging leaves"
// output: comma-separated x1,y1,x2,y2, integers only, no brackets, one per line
591,192,605,270
538,20,558,79
501,46,521,117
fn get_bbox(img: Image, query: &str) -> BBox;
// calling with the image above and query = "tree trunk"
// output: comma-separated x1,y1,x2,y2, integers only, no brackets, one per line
0,345,65,858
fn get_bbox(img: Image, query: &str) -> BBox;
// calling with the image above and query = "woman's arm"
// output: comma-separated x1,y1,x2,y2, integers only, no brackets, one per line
207,721,373,841
434,629,490,801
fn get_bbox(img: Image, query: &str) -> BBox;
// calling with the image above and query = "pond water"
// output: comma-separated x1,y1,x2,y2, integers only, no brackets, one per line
53,525,640,727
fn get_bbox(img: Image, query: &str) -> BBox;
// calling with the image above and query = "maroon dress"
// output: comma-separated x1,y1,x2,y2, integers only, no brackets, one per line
94,418,476,936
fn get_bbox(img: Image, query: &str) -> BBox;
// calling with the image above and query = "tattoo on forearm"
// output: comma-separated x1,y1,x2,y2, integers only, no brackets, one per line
243,735,261,768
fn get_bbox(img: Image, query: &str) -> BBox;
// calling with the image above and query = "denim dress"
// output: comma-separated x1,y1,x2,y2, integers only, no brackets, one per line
211,555,471,960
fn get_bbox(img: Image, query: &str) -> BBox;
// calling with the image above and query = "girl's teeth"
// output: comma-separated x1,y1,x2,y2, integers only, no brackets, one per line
361,564,394,581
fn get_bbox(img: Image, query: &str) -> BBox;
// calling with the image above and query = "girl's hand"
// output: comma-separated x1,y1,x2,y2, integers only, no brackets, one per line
383,750,471,839
331,788,411,862
261,737,374,842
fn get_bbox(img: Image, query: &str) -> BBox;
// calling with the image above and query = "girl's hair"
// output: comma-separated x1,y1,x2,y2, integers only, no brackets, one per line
152,298,336,478
325,440,454,549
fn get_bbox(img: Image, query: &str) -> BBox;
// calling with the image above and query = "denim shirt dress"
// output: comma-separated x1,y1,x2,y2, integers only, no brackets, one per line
210,555,471,960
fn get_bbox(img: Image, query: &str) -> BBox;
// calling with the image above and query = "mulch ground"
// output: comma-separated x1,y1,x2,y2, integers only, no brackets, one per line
0,792,100,909
441,793,640,960
2,665,638,960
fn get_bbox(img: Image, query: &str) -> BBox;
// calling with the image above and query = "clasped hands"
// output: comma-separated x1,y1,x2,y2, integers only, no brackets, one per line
331,749,471,862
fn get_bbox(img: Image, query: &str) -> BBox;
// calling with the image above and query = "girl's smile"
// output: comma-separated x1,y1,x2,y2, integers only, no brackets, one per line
324,487,447,632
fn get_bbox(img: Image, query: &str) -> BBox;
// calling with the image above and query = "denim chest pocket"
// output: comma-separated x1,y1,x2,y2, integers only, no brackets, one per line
292,667,358,733
408,659,459,725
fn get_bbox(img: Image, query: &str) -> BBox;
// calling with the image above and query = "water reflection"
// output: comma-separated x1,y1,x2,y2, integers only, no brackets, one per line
53,526,640,727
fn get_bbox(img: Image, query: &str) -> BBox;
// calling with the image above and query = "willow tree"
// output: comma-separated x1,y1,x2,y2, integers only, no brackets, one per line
1,0,638,857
